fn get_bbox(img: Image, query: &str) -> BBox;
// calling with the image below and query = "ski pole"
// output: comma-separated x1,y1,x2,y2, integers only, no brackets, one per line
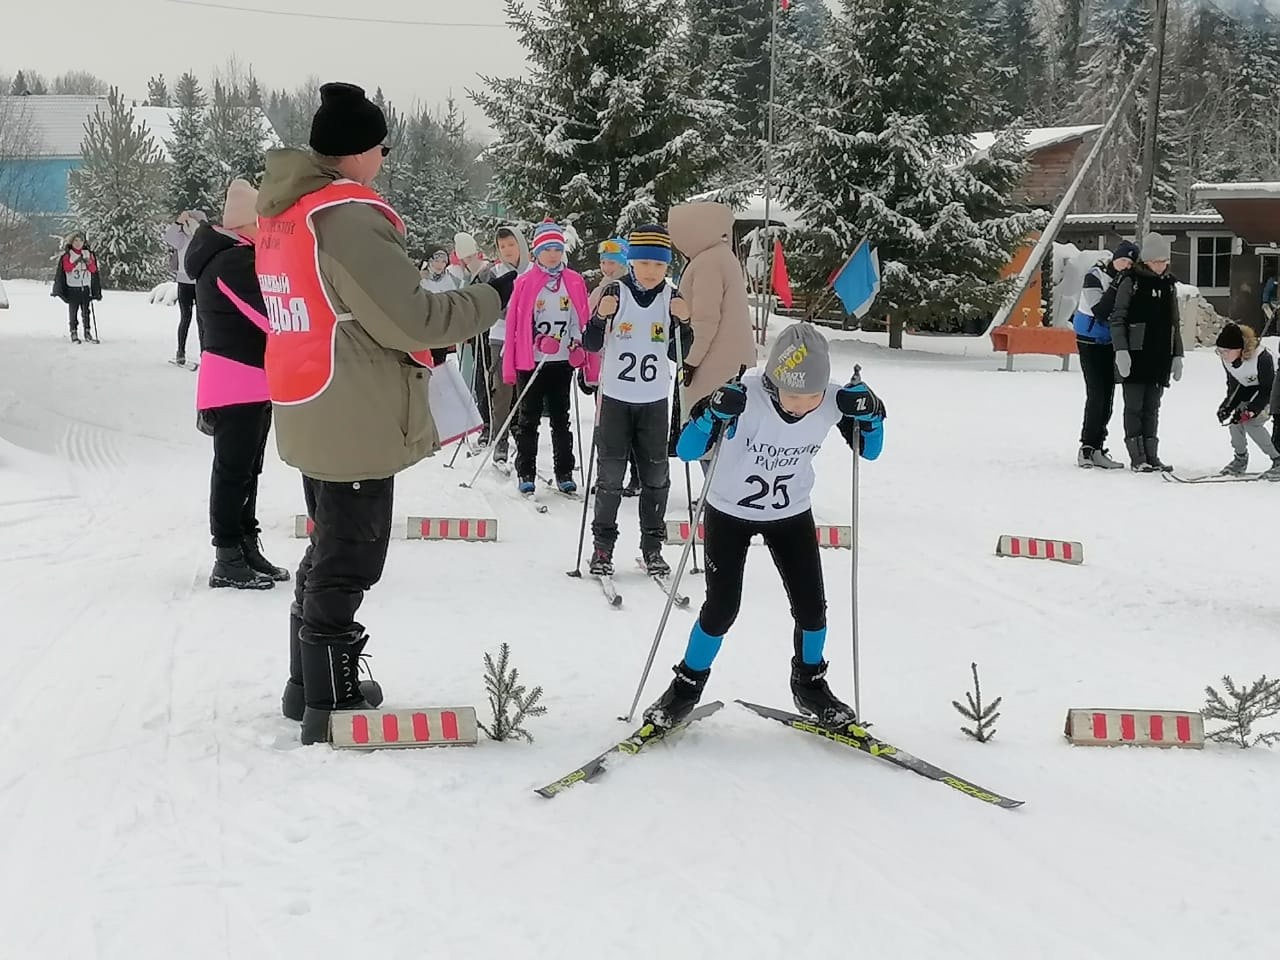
572,368,586,490
849,364,863,720
673,323,700,574
566,395,601,578
460,353,550,489
621,435,725,724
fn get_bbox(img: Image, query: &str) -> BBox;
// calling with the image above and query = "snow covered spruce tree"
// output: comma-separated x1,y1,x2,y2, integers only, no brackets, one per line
166,72,222,215
69,89,167,290
778,0,1045,345
1071,0,1162,210
207,80,267,187
474,0,728,254
684,0,772,177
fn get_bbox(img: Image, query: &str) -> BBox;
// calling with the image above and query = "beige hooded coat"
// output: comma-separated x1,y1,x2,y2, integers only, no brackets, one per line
668,202,757,415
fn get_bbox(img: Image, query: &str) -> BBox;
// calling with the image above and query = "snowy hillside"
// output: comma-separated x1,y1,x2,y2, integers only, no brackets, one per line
1,279,1277,959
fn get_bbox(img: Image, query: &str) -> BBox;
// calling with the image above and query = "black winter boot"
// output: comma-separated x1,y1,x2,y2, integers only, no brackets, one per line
242,535,291,582
588,547,614,576
282,603,383,722
643,661,711,729
209,545,275,590
1144,437,1172,473
790,657,857,727
1124,437,1153,472
299,626,380,745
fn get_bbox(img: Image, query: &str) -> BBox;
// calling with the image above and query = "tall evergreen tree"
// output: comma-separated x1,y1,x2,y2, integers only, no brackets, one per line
10,71,28,96
684,0,772,171
779,0,1043,344
166,72,221,214
146,74,171,107
998,0,1048,119
207,80,267,186
474,0,729,255
1072,0,1153,210
69,89,167,290
431,96,478,235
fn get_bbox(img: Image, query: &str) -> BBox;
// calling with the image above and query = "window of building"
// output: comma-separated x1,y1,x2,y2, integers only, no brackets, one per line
1190,234,1233,295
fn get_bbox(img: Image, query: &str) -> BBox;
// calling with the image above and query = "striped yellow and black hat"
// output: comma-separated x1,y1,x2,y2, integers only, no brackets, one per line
628,224,673,264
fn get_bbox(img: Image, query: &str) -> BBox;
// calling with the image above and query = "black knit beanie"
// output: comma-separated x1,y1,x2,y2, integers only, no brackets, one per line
1216,323,1245,351
309,82,388,157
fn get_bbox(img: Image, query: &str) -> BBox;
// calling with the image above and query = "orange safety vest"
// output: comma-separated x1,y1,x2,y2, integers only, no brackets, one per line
257,179,432,406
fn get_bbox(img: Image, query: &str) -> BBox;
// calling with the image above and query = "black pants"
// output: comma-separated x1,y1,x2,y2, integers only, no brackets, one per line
515,361,575,481
67,288,91,335
294,475,395,636
592,397,670,553
1078,341,1117,448
208,402,272,547
1122,382,1163,440
176,282,199,357
699,505,826,659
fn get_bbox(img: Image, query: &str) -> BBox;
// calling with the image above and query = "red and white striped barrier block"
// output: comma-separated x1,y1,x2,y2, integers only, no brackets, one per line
292,516,499,542
330,707,479,749
1064,708,1204,749
407,517,498,542
665,519,851,548
996,535,1083,565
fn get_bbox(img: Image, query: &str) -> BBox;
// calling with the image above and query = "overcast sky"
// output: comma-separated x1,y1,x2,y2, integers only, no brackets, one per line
3,0,527,133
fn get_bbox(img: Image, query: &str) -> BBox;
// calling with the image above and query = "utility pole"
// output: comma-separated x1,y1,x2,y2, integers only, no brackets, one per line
1135,0,1169,240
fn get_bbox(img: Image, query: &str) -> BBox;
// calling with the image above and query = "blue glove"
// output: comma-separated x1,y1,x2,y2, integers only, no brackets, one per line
859,420,884,461
837,381,886,422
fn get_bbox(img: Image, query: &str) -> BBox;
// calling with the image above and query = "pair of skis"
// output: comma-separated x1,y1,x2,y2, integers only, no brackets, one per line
584,559,691,610
534,700,1024,810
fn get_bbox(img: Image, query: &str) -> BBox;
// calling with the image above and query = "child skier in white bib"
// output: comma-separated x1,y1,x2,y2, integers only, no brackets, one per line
1214,322,1280,478
582,224,694,576
644,322,886,729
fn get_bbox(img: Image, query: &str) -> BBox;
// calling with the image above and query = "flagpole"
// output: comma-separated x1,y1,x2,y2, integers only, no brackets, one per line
757,0,780,347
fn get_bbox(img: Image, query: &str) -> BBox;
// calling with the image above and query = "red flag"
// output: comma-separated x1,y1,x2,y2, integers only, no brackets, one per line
771,238,793,309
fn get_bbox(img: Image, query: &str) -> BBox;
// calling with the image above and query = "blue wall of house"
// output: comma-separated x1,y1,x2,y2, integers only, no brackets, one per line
0,157,80,215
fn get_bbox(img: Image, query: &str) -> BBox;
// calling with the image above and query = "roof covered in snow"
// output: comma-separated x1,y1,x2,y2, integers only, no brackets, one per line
968,125,1102,156
1191,181,1280,200
1063,212,1225,228
0,95,278,161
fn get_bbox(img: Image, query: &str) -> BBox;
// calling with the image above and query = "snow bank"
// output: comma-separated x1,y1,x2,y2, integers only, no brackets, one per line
148,281,178,306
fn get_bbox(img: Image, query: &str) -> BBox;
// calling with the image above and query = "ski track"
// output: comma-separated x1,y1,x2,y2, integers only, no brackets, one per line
0,281,1278,958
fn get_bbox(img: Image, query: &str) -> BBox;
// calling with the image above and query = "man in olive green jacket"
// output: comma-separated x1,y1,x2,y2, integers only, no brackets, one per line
258,82,515,743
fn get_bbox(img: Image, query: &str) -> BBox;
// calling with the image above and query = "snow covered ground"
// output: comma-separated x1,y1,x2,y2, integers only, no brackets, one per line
2,278,1278,959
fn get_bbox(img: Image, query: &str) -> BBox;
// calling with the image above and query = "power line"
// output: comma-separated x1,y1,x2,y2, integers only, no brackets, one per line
165,0,507,28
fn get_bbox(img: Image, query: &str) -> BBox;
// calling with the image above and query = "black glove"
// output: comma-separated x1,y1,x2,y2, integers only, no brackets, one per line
682,363,696,388
1217,401,1233,424
836,381,886,421
486,270,516,310
707,382,747,420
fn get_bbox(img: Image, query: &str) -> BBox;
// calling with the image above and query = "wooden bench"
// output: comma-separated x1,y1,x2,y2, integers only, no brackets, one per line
990,325,1078,371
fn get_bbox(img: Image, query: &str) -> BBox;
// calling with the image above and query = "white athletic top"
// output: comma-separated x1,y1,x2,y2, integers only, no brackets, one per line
420,272,460,294
532,283,580,362
598,283,674,404
1225,347,1270,387
706,371,842,522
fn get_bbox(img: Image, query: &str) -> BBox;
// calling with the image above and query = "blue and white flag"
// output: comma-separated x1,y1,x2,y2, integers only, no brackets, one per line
831,238,881,318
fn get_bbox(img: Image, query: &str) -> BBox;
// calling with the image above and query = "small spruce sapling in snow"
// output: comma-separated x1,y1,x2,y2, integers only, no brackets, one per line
952,662,1002,743
479,642,547,743
1203,675,1280,748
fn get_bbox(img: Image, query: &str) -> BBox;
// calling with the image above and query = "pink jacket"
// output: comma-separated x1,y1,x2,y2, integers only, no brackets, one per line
503,266,601,385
